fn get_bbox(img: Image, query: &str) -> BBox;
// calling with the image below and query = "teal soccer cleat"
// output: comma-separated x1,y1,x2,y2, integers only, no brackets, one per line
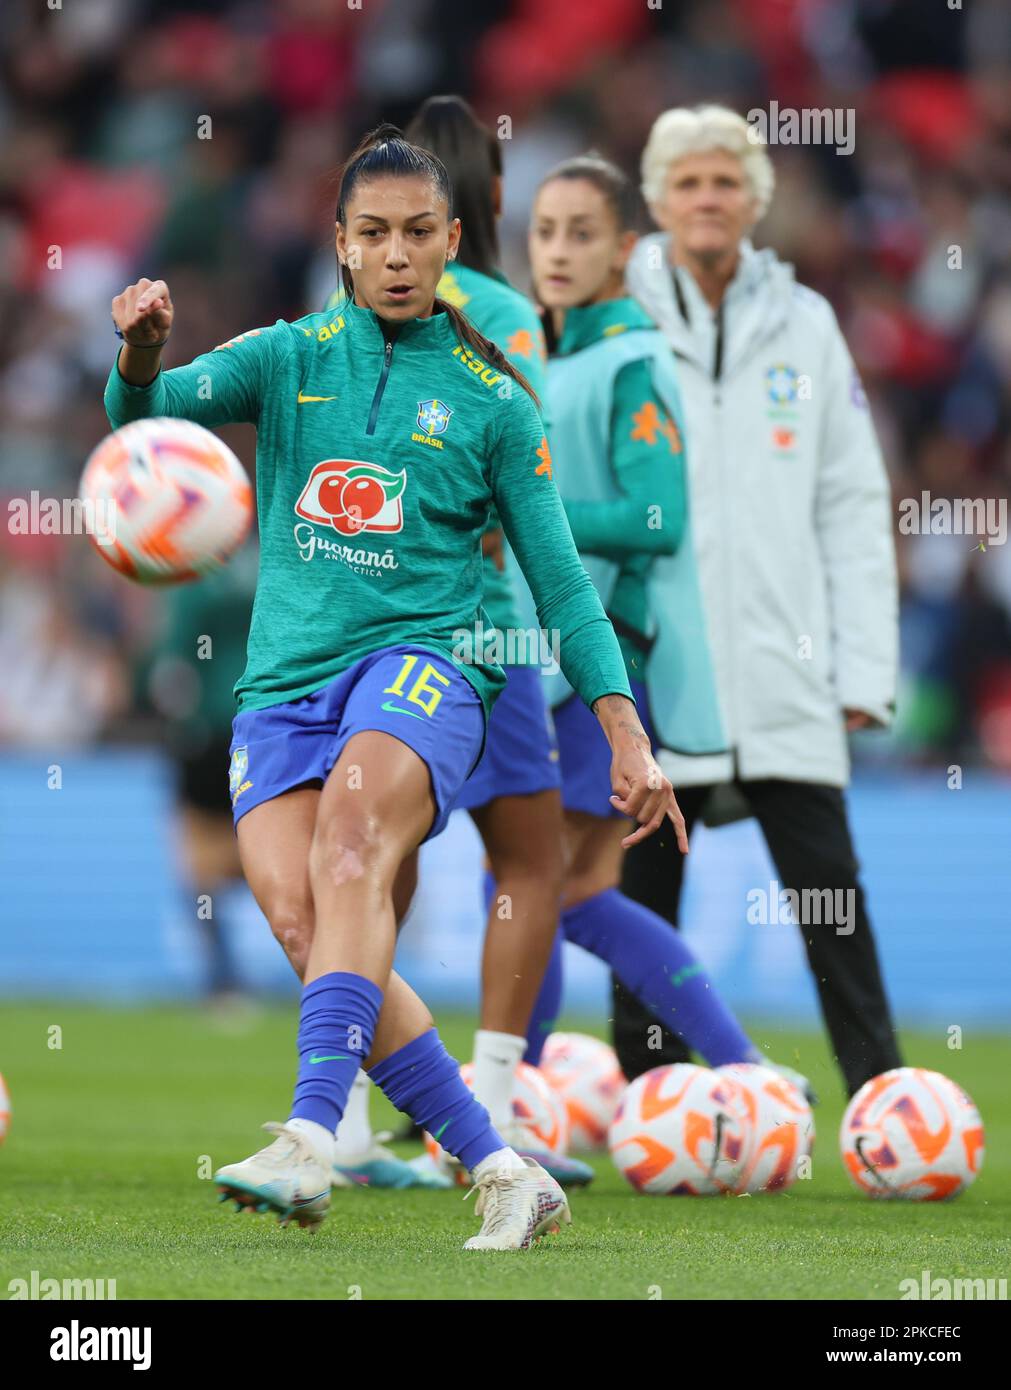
214,1122,331,1231
333,1137,453,1190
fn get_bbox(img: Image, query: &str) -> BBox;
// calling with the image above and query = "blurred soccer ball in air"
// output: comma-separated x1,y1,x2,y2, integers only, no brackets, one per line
79,417,252,584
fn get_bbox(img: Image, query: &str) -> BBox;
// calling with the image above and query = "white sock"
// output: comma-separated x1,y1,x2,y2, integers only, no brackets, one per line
333,1069,373,1158
286,1117,336,1167
472,1030,527,1132
472,1146,527,1179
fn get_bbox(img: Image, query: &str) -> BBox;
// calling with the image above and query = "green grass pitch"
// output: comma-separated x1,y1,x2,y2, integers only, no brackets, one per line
1,1004,1008,1300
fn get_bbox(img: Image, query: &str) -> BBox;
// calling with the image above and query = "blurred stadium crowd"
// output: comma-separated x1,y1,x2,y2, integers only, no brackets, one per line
1,0,1009,767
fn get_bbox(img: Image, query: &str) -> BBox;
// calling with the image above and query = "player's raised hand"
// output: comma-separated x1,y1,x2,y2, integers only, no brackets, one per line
112,278,174,347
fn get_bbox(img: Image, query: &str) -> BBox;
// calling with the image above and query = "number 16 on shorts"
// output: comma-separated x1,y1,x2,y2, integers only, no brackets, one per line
381,652,450,719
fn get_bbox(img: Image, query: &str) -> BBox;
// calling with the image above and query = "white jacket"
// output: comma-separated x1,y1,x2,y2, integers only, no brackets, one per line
626,236,898,787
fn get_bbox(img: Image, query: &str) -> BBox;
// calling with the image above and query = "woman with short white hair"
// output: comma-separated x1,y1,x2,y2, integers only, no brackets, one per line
640,105,776,222
616,103,904,1099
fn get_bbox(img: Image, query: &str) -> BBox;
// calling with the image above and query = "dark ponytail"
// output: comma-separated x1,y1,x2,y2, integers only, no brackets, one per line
336,123,539,408
434,299,540,409
405,95,501,279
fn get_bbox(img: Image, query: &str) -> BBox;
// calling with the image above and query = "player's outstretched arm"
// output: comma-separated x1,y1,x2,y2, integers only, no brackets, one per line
105,278,291,432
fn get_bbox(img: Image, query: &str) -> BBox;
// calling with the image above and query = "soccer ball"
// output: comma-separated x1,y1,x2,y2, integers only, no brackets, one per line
840,1067,984,1200
0,1073,10,1145
539,1033,626,1152
424,1061,569,1169
79,417,252,584
608,1064,751,1195
718,1063,815,1194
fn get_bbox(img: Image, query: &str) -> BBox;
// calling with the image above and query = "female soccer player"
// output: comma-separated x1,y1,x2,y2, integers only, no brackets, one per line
318,97,585,1188
519,154,812,1096
105,126,685,1250
400,97,581,1175
406,111,805,1161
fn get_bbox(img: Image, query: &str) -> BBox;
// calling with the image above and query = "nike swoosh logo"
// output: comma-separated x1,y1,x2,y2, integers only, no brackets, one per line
309,1054,350,1064
381,701,424,720
297,392,338,403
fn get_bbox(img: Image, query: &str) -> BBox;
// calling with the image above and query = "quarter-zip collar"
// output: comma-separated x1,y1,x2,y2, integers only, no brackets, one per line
555,297,655,357
342,296,457,350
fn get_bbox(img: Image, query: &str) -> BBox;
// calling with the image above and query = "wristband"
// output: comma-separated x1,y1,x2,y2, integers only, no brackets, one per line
113,322,169,349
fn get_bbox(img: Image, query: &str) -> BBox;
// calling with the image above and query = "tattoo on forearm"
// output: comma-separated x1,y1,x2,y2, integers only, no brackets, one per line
591,695,649,747
592,694,630,717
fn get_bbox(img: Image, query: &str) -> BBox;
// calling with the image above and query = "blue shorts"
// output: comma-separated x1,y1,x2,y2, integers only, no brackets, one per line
228,645,485,842
455,664,561,812
553,679,655,818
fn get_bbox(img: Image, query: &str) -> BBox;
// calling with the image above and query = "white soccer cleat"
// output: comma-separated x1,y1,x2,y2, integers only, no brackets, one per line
463,1157,571,1251
214,1122,332,1231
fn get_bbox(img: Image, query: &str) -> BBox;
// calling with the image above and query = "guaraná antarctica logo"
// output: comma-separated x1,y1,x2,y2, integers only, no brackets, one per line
294,459,406,537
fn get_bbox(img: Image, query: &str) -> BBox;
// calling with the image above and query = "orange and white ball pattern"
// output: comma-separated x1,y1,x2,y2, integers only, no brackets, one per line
609,1064,751,1195
718,1063,815,1194
840,1067,984,1200
539,1032,626,1152
0,1072,10,1146
79,417,252,585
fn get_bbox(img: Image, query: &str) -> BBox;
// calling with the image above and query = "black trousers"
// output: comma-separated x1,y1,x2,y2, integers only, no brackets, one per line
615,779,903,1097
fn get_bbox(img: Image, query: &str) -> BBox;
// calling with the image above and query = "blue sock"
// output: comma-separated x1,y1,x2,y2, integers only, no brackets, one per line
290,972,383,1132
370,1029,506,1171
524,928,564,1066
561,888,755,1066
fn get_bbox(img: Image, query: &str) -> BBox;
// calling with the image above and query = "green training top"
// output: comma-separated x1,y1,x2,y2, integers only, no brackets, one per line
104,300,631,718
555,298,687,677
327,266,548,658
432,265,548,651
509,295,689,706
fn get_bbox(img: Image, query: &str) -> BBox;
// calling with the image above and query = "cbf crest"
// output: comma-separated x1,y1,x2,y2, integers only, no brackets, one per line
417,399,452,437
766,364,799,405
229,745,251,805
